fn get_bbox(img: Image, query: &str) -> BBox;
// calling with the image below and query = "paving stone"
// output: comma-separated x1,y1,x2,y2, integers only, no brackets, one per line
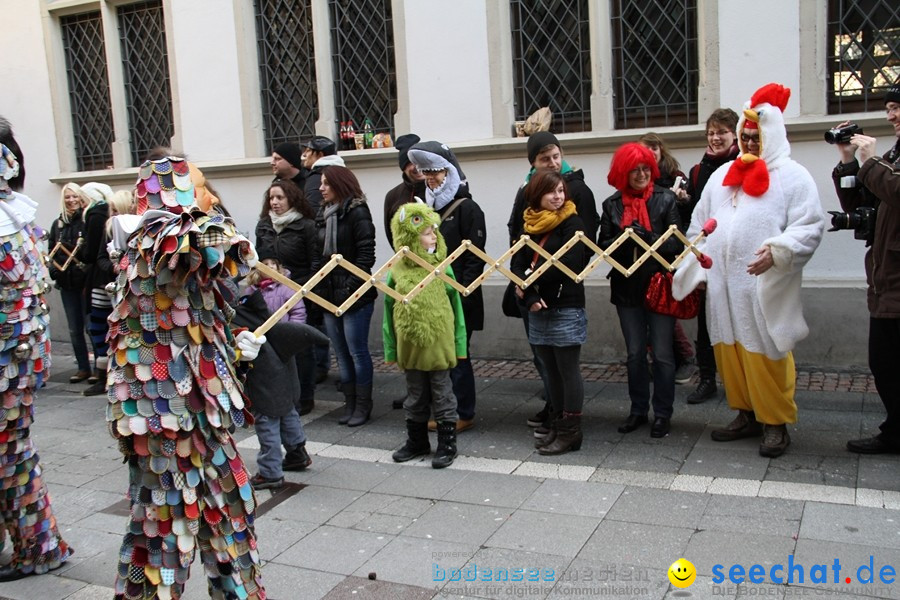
441,471,542,509
682,530,797,577
792,538,900,599
355,536,478,589
275,525,392,574
799,502,900,550
261,563,345,599
253,516,317,562
795,389,864,412
758,481,855,505
511,462,595,481
447,455,521,474
706,477,761,497
578,520,693,570
679,447,770,480
350,512,416,535
600,441,692,474
403,501,512,546
458,428,540,461
370,465,470,499
445,547,571,600
663,575,753,600
519,479,623,518
858,455,900,492
51,524,124,584
0,573,88,600
605,487,710,528
305,457,400,491
797,409,863,433
699,495,803,538
266,485,363,524
670,474,713,493
589,468,675,489
550,560,667,599
322,575,434,600
764,453,858,487
63,584,118,600
485,509,600,558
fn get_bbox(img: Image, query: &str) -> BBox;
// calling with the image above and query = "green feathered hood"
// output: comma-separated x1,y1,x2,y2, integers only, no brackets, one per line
390,202,447,266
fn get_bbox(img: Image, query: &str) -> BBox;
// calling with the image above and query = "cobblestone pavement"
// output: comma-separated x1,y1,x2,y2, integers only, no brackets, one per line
1,344,897,600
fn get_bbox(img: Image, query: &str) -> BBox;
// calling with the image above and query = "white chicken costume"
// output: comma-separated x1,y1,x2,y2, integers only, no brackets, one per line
673,83,825,427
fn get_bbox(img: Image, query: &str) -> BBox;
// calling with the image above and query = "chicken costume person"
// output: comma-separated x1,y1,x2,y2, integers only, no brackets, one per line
673,83,825,457
107,156,266,599
0,143,72,581
383,203,467,469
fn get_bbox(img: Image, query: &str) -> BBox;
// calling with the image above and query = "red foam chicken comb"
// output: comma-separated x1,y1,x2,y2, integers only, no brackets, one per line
750,83,791,112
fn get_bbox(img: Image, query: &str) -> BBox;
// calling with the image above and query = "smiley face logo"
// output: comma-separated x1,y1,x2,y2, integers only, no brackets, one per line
668,558,696,588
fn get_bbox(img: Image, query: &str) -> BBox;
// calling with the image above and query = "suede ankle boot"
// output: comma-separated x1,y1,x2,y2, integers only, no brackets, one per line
537,413,582,455
348,383,372,427
338,383,356,425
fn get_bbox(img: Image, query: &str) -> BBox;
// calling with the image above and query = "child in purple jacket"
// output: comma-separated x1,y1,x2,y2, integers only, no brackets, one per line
242,250,311,489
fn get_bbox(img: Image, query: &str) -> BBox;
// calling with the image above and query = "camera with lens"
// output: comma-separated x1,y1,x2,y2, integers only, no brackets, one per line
824,123,863,145
827,206,877,241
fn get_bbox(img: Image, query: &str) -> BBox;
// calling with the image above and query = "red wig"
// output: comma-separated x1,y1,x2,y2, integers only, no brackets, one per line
607,142,660,192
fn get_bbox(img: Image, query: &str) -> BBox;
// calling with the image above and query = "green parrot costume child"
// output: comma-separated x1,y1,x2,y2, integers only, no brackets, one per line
384,203,467,468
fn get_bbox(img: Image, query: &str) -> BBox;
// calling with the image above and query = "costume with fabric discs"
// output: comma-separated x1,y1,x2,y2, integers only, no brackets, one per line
106,156,265,599
0,143,72,580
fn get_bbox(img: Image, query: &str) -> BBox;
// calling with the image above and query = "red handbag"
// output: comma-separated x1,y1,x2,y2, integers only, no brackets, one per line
644,271,700,319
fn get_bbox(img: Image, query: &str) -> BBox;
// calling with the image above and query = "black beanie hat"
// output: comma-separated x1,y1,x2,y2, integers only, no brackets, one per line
527,131,560,164
273,142,303,169
395,133,421,170
885,83,900,106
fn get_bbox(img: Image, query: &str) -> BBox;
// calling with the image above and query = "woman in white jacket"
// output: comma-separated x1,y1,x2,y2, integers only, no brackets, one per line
673,83,825,458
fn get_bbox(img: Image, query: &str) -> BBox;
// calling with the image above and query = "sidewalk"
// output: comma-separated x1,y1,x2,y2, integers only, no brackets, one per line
1,343,898,600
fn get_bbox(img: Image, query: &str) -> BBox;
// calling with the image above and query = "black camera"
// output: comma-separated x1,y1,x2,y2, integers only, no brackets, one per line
828,206,877,241
824,123,863,145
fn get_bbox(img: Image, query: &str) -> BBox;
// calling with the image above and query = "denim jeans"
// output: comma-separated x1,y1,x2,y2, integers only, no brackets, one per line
254,411,306,479
451,330,477,420
616,305,676,419
324,301,374,387
60,288,91,371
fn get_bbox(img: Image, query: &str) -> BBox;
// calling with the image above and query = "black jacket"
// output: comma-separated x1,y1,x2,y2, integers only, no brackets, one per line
255,215,318,285
232,290,329,417
507,169,599,247
437,188,486,331
383,175,427,249
599,186,682,307
511,213,586,310
78,202,112,291
314,196,377,308
47,211,87,290
683,145,739,227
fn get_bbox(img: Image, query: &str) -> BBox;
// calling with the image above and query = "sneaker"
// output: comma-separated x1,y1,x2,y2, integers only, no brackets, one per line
282,445,312,471
82,380,107,397
710,410,763,442
674,359,697,384
759,424,790,458
687,379,718,404
250,473,284,490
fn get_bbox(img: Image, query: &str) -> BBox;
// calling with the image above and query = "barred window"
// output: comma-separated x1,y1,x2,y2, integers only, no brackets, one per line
60,12,115,171
255,0,318,152
117,1,174,166
510,0,592,134
328,0,397,137
610,0,698,129
827,0,900,113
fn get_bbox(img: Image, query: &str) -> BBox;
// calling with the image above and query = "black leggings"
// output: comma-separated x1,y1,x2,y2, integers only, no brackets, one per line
533,345,584,414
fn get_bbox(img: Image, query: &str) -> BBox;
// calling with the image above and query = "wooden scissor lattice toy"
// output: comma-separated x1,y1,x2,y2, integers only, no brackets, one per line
46,238,84,272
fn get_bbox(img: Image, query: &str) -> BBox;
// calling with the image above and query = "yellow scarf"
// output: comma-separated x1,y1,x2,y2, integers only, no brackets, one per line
523,200,576,235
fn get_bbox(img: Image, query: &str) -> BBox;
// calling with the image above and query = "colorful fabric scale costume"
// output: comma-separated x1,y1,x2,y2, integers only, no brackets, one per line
107,156,265,599
0,144,72,580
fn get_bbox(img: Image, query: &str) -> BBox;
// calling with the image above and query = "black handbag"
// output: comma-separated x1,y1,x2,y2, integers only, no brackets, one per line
501,281,521,318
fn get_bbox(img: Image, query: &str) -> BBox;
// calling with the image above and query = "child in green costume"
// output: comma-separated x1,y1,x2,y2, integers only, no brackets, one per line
384,203,467,468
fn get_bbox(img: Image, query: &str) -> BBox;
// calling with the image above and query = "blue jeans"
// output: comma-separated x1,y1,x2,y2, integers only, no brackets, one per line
60,287,91,371
324,301,374,387
616,305,676,419
254,411,306,479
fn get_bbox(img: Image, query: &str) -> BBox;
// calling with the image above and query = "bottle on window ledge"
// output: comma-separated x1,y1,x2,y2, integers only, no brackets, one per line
346,119,357,150
363,118,374,149
339,121,348,151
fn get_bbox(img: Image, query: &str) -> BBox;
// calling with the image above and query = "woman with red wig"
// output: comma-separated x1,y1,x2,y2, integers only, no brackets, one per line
599,142,682,438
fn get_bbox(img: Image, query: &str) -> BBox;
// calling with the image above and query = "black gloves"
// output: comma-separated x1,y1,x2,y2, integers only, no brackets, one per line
629,221,655,243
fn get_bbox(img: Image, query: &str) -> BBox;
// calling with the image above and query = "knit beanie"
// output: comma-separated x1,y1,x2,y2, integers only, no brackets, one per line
81,181,114,205
527,131,560,164
395,133,421,170
607,143,660,192
885,83,900,105
273,142,303,169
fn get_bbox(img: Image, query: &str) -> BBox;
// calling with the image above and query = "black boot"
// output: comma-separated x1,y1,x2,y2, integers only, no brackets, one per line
282,444,312,471
392,420,431,462
338,383,356,425
298,396,315,416
432,421,457,469
348,384,373,427
538,414,582,455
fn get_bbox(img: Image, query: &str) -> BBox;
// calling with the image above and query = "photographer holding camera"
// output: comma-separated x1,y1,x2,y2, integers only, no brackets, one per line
831,83,900,455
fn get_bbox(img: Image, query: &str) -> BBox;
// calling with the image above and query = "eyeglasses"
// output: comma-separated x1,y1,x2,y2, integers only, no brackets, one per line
740,133,760,144
887,105,900,116
706,129,731,138
629,166,652,175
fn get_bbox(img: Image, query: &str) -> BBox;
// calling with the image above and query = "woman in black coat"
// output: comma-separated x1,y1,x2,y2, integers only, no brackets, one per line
48,183,91,382
255,179,318,414
599,143,683,439
315,165,377,427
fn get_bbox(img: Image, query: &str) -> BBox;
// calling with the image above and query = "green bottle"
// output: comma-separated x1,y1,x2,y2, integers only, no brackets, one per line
363,118,374,148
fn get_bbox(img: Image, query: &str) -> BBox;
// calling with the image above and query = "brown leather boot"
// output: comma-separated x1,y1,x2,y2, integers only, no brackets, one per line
537,414,582,455
759,424,790,458
711,410,763,442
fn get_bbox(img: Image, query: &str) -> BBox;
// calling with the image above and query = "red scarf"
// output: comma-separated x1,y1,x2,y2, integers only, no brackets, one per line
722,157,769,197
620,185,653,230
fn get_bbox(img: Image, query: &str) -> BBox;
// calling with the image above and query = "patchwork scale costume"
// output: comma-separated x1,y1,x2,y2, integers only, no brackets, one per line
107,156,265,599
0,144,71,580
